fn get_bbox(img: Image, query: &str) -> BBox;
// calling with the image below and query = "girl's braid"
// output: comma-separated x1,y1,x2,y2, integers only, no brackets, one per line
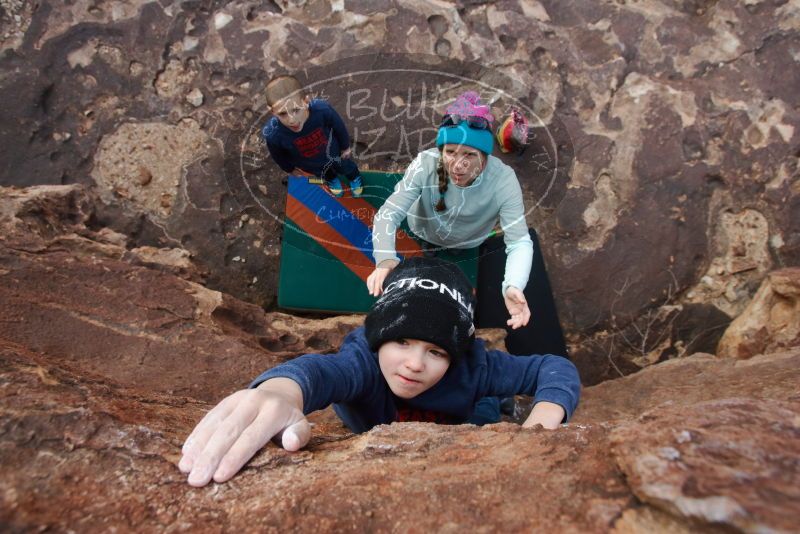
435,153,448,212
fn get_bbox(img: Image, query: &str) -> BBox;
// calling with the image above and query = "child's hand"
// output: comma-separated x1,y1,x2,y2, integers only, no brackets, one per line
367,260,399,296
503,286,531,329
341,148,352,159
522,401,565,429
179,378,310,487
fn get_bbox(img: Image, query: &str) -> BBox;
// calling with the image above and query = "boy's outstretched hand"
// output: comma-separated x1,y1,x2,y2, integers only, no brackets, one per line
179,378,310,487
522,401,565,429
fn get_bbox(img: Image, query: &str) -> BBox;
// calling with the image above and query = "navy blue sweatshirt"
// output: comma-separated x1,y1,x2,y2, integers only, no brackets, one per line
261,99,351,176
250,327,581,433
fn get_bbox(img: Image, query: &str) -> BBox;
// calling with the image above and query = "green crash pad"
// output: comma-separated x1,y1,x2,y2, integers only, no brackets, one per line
278,170,478,314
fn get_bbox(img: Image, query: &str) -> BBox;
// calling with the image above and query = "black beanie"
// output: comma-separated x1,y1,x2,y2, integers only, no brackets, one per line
364,257,476,361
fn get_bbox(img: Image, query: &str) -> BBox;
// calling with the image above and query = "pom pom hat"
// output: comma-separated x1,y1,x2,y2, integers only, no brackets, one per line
436,91,495,155
496,108,530,154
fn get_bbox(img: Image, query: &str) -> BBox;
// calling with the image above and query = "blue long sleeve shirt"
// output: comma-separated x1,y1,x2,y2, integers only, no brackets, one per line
250,327,580,433
261,99,351,176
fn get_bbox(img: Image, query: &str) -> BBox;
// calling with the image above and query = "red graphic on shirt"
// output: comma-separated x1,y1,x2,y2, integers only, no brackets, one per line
293,127,328,158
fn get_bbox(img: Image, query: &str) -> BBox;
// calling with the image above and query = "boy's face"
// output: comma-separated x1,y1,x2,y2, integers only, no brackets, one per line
378,338,451,399
270,94,310,132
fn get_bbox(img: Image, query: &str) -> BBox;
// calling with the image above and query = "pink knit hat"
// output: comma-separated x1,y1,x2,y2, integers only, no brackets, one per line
444,91,495,125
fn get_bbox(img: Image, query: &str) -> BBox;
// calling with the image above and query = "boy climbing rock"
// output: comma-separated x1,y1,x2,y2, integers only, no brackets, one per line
180,257,580,487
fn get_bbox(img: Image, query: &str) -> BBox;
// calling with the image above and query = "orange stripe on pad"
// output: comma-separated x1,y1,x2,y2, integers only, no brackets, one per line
286,196,375,282
336,196,424,258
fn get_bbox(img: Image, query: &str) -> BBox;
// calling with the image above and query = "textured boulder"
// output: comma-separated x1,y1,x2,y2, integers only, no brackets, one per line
0,185,364,402
0,184,205,280
716,268,800,359
3,339,799,532
611,398,800,534
2,4,800,527
2,186,799,531
573,348,800,424
0,341,626,532
1,1,797,382
0,242,358,401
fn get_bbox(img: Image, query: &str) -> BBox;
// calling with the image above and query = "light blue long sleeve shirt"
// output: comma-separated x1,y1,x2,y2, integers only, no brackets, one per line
372,148,534,295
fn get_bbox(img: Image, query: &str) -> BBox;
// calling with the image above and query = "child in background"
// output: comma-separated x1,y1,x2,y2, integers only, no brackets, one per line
179,257,580,487
262,75,363,198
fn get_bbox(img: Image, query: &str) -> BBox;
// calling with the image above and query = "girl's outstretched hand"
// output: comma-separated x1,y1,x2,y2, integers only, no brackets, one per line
179,378,310,487
504,286,531,329
366,260,399,297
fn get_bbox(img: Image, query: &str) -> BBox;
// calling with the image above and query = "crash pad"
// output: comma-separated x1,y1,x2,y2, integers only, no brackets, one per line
278,171,478,313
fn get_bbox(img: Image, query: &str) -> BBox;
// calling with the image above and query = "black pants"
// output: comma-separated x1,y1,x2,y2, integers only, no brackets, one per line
320,157,360,182
474,228,568,357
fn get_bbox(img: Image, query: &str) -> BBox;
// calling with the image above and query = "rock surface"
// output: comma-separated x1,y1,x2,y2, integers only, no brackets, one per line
1,340,626,532
2,4,800,529
0,185,363,402
573,349,800,424
3,336,798,532
612,398,800,534
1,0,797,383
1,186,799,532
716,267,800,359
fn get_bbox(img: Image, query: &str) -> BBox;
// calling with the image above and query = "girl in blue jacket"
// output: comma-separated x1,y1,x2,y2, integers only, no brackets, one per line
180,257,580,487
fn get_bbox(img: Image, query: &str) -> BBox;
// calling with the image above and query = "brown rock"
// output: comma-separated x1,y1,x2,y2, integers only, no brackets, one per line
125,245,201,280
2,184,799,530
4,336,799,532
570,303,733,386
0,4,799,526
0,0,800,348
0,185,359,403
611,398,800,534
0,242,366,402
717,268,800,359
0,185,92,249
574,349,800,424
137,165,152,186
94,227,129,248
0,340,631,532
1,2,796,370
611,506,700,534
